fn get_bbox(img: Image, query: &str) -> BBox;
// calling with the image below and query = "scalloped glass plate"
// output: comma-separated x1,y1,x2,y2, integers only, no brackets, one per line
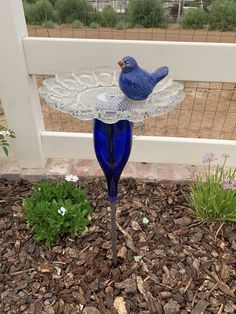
39,67,185,124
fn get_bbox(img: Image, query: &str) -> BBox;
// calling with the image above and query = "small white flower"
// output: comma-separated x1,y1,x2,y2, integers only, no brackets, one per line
58,207,67,216
0,130,11,137
65,174,79,182
134,256,142,262
142,217,149,225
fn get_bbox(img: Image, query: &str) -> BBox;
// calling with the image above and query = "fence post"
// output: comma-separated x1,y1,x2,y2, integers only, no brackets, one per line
0,0,46,168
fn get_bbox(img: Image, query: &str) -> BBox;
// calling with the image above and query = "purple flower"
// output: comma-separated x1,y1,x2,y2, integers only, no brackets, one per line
202,153,217,164
223,183,233,190
223,178,236,190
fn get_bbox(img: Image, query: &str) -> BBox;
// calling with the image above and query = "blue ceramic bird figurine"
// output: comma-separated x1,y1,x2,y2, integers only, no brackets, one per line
118,56,169,100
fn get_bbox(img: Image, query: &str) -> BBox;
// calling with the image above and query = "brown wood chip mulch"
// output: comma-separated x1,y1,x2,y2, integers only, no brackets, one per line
0,177,236,314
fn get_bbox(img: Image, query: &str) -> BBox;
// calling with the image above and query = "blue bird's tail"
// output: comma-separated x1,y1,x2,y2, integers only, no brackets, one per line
152,66,169,85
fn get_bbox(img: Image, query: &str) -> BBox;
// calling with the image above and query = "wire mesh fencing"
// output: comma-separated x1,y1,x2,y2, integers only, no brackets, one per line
36,76,236,140
1,1,236,141
26,0,236,43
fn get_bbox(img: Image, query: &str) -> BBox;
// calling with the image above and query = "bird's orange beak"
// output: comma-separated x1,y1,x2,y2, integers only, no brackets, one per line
118,60,125,69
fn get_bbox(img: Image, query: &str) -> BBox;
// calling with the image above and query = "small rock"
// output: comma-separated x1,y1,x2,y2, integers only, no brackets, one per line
82,306,100,314
117,245,127,259
115,278,137,294
174,217,191,226
16,280,28,290
131,220,141,230
191,300,209,314
231,241,236,250
125,239,137,253
72,291,86,305
64,272,74,288
160,291,172,299
64,247,77,258
43,305,55,314
163,299,180,314
192,259,200,270
113,296,127,314
31,282,41,294
52,246,63,254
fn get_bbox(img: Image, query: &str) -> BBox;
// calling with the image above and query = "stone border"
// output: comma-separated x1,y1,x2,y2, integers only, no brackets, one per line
0,158,201,182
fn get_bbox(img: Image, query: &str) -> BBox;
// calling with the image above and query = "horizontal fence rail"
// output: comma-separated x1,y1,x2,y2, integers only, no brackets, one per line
42,131,236,167
23,37,236,82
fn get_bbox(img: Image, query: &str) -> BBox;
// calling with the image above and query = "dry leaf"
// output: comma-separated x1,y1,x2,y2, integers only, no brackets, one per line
218,281,235,297
136,276,146,297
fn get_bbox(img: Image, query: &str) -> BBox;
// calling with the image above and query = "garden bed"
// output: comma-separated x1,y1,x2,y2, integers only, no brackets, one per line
0,177,235,314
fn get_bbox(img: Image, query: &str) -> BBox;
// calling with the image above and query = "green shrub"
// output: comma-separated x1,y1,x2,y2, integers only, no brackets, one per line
55,0,93,24
128,0,167,28
23,0,57,24
209,0,236,31
100,5,119,27
181,8,207,29
72,19,83,28
90,11,102,24
0,125,15,156
41,20,56,28
115,21,125,30
24,178,92,246
187,153,236,226
23,0,32,23
89,22,98,29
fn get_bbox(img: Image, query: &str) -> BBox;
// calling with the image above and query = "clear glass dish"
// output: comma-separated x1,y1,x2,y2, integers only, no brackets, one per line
39,67,185,124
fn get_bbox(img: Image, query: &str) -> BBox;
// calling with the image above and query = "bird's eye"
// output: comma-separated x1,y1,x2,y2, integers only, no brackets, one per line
126,61,130,66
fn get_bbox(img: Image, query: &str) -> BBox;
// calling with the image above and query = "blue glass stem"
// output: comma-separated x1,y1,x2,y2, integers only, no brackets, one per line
93,119,133,203
93,119,133,266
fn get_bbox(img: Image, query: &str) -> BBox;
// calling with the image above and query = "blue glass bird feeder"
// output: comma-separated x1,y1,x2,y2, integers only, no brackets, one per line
39,66,185,266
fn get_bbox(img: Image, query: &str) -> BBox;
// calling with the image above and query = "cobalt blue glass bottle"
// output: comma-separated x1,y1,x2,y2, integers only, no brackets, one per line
93,119,133,203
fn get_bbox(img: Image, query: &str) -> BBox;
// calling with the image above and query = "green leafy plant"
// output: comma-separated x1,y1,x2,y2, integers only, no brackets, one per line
128,0,167,28
89,22,98,29
187,153,236,229
100,5,119,27
0,125,15,156
23,0,57,24
181,8,208,29
55,0,93,24
115,21,125,30
209,0,236,31
72,19,83,29
41,20,56,28
23,177,92,246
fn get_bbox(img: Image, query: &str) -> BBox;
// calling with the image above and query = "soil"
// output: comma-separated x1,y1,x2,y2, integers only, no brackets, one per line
0,177,236,314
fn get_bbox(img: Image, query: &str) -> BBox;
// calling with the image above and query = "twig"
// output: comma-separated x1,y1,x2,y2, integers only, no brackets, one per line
207,282,219,297
116,221,132,240
215,222,225,237
183,278,192,294
10,268,35,275
191,291,198,309
188,220,205,228
78,244,90,256
217,304,224,314
52,261,66,265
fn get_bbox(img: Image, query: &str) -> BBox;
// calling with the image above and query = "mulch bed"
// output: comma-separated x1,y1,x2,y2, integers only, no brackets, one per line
0,177,236,314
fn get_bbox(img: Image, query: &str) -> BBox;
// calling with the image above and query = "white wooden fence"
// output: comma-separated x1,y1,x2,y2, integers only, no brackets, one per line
0,0,236,168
